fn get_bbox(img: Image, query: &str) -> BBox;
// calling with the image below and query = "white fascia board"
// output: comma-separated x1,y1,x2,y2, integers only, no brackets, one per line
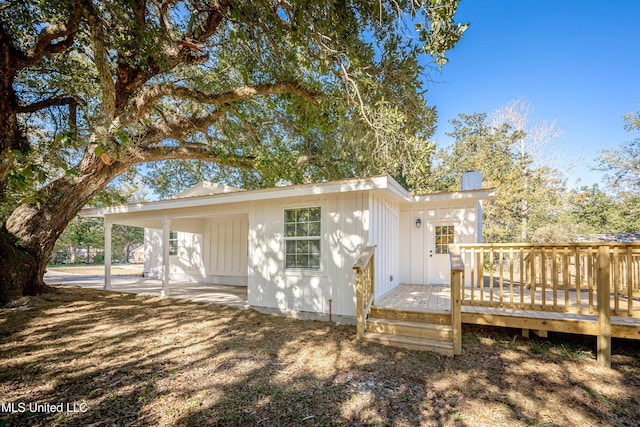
412,188,495,203
81,175,404,218
381,175,414,202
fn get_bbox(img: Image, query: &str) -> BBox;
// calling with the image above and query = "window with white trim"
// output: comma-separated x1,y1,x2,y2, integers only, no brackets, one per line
284,207,321,269
169,231,178,256
435,225,454,254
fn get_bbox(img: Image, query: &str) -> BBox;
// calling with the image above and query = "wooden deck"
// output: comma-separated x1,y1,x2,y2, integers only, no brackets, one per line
355,242,640,365
375,284,640,340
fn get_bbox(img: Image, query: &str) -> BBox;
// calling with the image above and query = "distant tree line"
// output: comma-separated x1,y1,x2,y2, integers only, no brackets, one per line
425,103,640,242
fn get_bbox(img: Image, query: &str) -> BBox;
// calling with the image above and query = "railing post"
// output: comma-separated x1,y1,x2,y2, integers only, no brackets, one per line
355,268,364,339
353,245,376,340
370,252,375,306
597,245,611,368
449,245,463,355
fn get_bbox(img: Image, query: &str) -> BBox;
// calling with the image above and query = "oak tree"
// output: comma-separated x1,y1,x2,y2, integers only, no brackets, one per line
0,0,467,302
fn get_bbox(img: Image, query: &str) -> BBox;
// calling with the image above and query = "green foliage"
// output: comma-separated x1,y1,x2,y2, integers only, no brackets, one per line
53,217,104,264
596,109,640,195
428,113,567,242
567,185,614,233
417,0,469,67
2,0,468,208
564,185,640,235
53,220,144,264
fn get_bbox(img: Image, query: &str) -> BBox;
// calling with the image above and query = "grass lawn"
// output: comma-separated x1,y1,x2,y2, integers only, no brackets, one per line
1,285,639,426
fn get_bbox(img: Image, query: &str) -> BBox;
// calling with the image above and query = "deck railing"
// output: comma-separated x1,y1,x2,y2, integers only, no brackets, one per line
353,245,376,339
450,242,640,366
455,243,640,317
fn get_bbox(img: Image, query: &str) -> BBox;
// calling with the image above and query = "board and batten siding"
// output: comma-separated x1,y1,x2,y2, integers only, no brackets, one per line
368,192,400,299
144,228,205,281
247,192,367,318
398,200,480,285
144,215,248,285
204,216,248,281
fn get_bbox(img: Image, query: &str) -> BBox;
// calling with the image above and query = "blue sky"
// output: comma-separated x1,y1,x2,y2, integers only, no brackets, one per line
424,0,640,188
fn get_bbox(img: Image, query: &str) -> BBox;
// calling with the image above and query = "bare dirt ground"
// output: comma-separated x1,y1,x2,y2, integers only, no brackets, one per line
1,285,639,426
48,264,143,276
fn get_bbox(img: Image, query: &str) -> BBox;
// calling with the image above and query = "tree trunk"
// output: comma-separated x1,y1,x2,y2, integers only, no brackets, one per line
0,225,47,302
0,155,129,303
68,245,76,264
124,241,131,263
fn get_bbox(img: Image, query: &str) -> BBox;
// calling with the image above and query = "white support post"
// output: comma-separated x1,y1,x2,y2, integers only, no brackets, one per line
162,216,171,297
104,218,112,290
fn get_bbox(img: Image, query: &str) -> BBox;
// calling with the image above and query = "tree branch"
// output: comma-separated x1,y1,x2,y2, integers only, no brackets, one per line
123,81,322,125
84,1,116,120
15,96,76,114
131,144,255,170
17,4,82,69
187,0,231,42
114,0,231,112
141,109,227,144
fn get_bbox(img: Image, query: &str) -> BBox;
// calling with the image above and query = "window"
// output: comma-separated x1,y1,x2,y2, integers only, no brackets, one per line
435,225,454,254
169,231,178,256
284,207,321,269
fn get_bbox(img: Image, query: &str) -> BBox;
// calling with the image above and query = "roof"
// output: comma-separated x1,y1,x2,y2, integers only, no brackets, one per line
81,175,495,218
173,181,244,199
575,233,640,243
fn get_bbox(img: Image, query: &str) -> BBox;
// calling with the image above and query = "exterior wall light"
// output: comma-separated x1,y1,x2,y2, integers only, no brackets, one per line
416,218,422,228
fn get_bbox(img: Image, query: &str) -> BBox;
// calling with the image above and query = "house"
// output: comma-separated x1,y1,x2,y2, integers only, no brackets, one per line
131,245,145,263
576,233,640,243
81,173,494,322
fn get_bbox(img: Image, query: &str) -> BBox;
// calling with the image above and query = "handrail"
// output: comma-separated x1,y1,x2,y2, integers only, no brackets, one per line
455,242,640,318
452,241,640,367
353,245,376,270
455,242,640,249
353,244,376,339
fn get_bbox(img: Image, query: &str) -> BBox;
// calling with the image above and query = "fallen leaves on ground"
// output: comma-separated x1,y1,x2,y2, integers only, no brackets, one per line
1,285,639,426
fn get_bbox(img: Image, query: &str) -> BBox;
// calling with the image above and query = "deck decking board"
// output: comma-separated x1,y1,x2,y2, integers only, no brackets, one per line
374,284,640,336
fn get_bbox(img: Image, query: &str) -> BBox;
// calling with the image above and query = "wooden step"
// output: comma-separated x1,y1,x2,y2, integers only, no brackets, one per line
362,332,454,356
366,318,453,341
370,306,451,324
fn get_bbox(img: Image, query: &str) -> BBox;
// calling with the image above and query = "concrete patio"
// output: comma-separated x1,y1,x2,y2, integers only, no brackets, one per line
44,270,249,309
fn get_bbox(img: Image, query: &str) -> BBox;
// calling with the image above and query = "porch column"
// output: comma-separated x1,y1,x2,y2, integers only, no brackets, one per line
104,217,112,290
161,216,171,297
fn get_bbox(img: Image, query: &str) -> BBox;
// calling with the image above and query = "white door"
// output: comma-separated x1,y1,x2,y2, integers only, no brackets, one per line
427,223,455,284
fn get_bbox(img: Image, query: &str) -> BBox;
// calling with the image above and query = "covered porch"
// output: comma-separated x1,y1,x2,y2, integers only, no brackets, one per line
45,270,249,308
99,208,250,297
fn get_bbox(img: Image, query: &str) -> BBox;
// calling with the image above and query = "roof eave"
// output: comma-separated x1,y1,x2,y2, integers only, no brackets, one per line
81,175,405,218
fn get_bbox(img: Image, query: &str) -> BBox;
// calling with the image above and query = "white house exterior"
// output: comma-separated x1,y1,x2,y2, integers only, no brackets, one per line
82,173,493,322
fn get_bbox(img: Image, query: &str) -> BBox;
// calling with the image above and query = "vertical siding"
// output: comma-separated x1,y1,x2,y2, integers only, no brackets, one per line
144,215,248,284
247,192,366,317
398,212,415,284
206,216,248,276
143,228,162,276
398,199,481,286
368,192,400,298
144,229,205,279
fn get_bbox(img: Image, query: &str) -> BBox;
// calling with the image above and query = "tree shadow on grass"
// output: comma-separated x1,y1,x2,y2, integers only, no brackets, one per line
1,286,639,426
